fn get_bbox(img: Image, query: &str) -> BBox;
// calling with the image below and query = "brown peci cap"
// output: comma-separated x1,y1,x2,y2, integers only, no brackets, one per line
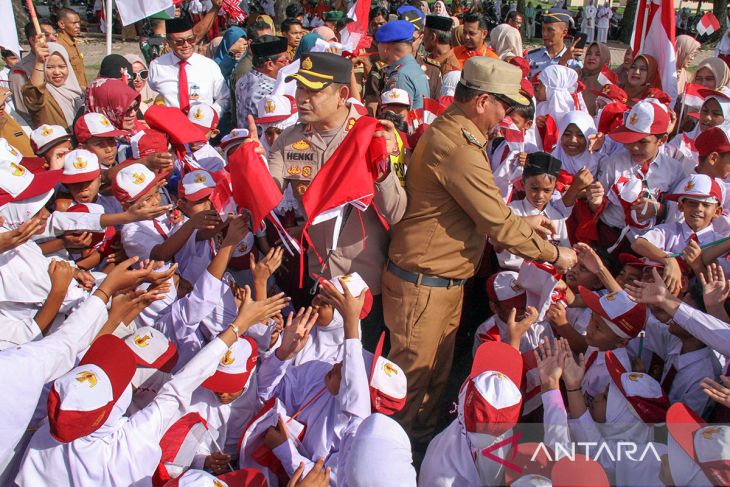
459,57,530,106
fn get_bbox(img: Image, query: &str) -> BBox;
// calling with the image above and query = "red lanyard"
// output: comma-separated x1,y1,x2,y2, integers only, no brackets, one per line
152,220,168,239
288,385,327,424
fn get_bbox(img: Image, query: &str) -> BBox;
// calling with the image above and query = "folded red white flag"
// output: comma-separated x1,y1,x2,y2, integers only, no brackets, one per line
697,12,721,37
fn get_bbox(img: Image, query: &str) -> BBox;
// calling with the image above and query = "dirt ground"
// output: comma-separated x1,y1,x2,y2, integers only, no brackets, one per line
16,35,715,82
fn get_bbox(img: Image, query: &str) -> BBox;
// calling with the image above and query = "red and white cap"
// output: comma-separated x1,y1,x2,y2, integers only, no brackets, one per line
74,112,130,143
369,332,407,415
179,169,216,202
380,88,411,107
154,412,210,485
130,129,169,161
550,454,610,486
112,161,164,204
187,102,220,133
201,337,258,394
503,442,553,485
164,468,267,487
124,326,178,373
605,351,669,423
67,202,115,249
47,335,137,443
219,128,250,157
254,95,298,126
518,261,564,321
667,402,730,487
329,272,373,319
486,271,526,310
0,150,61,207
462,341,523,435
579,287,646,339
695,126,730,157
609,100,670,144
667,173,725,205
60,149,101,184
30,124,71,155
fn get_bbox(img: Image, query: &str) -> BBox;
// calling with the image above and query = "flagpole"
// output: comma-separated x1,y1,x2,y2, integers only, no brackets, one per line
106,0,113,55
638,0,650,54
25,0,42,36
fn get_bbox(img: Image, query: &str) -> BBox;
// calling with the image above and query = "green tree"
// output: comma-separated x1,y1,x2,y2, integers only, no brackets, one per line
712,0,728,43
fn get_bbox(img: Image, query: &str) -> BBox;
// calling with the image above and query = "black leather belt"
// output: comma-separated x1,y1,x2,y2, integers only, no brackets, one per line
387,261,467,288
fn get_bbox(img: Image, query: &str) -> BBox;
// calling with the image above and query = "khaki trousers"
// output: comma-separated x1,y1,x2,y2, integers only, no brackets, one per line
382,268,464,444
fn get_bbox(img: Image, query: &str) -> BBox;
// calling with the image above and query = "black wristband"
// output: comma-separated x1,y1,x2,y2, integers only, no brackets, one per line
547,242,560,265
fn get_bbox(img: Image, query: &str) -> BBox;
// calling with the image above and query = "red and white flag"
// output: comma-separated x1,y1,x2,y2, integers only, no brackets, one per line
630,0,677,102
596,65,618,86
697,12,721,37
115,0,174,26
341,0,373,55
409,97,448,130
228,142,300,255
681,83,705,110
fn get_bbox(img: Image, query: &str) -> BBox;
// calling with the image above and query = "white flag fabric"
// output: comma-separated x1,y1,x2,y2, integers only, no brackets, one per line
630,0,677,103
115,0,174,26
0,0,22,56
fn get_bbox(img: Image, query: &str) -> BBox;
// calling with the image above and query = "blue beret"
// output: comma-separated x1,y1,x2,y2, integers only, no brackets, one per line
397,5,420,15
375,20,416,43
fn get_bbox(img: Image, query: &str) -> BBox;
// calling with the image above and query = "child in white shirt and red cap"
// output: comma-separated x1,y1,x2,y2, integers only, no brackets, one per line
254,94,298,157
589,100,688,254
29,124,72,170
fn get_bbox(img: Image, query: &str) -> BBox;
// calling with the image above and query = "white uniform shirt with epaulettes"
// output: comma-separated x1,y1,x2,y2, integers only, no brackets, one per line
526,45,583,78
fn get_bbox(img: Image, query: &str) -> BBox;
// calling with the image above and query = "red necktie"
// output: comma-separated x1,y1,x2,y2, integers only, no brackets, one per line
178,60,190,113
661,364,678,393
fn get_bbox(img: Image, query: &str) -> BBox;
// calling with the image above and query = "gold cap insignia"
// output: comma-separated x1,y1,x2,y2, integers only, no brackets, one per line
220,350,235,366
134,334,151,347
10,162,25,177
302,57,313,70
383,362,398,377
629,113,639,126
73,157,88,169
99,116,111,127
193,108,204,120
264,100,276,113
75,371,98,387
132,172,146,185
41,125,53,137
194,173,207,184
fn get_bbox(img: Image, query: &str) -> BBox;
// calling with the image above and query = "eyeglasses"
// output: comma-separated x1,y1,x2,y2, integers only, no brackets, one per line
492,93,517,116
133,70,149,81
171,36,196,47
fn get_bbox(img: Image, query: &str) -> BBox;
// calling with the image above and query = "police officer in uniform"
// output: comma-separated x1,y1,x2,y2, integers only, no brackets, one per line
526,8,583,78
264,52,407,349
384,57,578,447
376,20,430,110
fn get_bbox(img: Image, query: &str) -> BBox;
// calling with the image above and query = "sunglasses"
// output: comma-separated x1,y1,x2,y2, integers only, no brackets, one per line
171,36,196,47
492,93,517,116
133,70,149,81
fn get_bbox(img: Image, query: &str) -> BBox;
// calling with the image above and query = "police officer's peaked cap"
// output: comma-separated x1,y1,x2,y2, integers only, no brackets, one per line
285,52,352,90
543,8,573,25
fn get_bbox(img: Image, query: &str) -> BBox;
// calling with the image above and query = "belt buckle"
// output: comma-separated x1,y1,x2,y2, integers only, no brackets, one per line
446,278,453,289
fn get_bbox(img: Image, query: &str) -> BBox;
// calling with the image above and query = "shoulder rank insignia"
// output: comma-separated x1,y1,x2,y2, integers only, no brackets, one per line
425,57,441,67
462,128,485,148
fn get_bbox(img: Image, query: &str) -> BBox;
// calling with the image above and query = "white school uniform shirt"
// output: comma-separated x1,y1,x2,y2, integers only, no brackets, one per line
638,220,725,256
597,150,687,231
147,52,230,116
650,322,720,417
257,339,370,483
496,197,569,270
0,296,108,484
672,302,730,364
581,346,631,399
16,337,228,487
190,380,262,466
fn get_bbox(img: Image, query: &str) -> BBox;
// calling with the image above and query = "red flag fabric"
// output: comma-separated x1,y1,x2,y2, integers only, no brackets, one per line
209,170,237,216
538,114,559,153
341,0,373,54
299,117,389,282
228,142,283,233
630,0,677,102
143,105,206,147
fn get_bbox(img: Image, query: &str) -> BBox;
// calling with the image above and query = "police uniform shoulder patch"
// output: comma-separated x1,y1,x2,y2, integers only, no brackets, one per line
375,60,386,69
346,117,357,131
425,57,441,67
462,128,485,148
291,139,311,150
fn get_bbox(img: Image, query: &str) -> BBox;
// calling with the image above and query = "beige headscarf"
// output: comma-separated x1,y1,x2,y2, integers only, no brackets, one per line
675,35,701,93
489,24,523,60
123,54,158,114
44,43,83,127
695,57,730,90
581,42,612,115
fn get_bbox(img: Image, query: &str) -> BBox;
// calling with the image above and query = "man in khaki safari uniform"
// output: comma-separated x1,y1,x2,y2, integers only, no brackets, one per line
384,57,578,447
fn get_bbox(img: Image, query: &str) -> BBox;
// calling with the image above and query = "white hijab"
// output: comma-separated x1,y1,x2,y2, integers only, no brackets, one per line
537,64,583,119
433,0,448,16
293,310,345,366
340,414,417,486
551,110,599,175
489,24,523,60
44,43,84,126
18,386,162,486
